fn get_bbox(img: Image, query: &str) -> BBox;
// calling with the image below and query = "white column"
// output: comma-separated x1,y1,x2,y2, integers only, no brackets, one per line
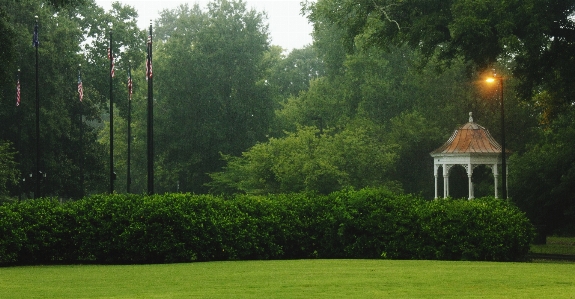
434,164,440,199
468,175,473,199
441,164,447,198
434,174,438,199
443,164,449,198
493,163,499,199
467,163,474,200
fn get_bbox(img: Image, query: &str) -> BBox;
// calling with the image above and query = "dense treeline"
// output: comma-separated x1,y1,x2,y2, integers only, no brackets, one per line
0,188,533,264
1,0,574,235
300,0,575,234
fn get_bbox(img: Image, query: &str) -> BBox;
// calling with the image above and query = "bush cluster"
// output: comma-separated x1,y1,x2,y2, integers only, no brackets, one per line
0,188,533,264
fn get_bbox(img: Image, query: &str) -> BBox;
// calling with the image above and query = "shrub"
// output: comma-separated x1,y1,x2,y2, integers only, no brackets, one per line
332,188,422,259
0,189,534,265
71,193,138,262
415,198,534,261
0,204,24,263
4,199,74,264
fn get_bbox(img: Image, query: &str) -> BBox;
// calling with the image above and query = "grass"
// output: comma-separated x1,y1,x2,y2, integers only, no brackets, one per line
1,259,574,298
530,236,575,256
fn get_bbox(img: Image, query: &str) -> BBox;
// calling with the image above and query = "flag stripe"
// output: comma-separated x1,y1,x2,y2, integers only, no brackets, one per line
146,35,153,80
128,70,133,100
16,79,21,106
78,73,83,102
107,48,115,78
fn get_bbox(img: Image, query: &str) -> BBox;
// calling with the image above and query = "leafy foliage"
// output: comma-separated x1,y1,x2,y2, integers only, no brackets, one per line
302,0,574,233
0,189,533,265
265,46,326,102
147,0,273,193
209,122,398,195
306,0,575,108
0,0,137,198
0,0,572,237
0,141,19,201
2,198,74,264
510,110,575,234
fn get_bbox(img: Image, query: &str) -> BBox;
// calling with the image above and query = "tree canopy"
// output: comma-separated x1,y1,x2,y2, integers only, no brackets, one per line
1,0,574,234
306,0,575,113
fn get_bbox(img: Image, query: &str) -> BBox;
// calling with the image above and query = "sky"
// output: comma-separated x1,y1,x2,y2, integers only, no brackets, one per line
94,0,314,52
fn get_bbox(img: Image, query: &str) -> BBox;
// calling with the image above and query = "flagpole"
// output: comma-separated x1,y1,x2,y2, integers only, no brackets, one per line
79,64,84,198
109,23,115,194
34,15,40,199
147,20,154,195
127,62,132,193
16,68,23,200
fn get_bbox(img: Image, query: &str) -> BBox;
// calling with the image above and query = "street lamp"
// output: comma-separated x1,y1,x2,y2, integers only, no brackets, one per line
486,73,507,200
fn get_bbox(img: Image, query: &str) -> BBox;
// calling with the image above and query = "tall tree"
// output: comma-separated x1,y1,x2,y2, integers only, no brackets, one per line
78,1,150,194
510,110,575,234
306,0,575,113
265,45,326,102
152,0,272,193
0,141,19,202
0,0,144,198
305,0,575,234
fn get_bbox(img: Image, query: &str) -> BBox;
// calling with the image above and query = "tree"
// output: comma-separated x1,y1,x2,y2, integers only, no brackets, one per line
152,0,273,193
510,110,575,234
0,141,19,202
0,0,145,198
78,1,152,194
208,121,398,195
265,45,326,102
306,0,575,115
384,111,443,198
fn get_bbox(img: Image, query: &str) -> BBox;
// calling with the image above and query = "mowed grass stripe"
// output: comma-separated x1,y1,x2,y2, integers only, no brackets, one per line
1,260,574,298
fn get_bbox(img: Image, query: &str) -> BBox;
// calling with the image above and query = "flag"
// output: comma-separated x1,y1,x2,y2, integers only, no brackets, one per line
16,78,21,107
127,69,133,100
146,35,152,80
107,48,115,78
32,22,39,47
78,71,83,102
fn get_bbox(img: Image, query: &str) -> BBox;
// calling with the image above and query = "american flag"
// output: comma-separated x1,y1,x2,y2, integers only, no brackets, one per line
127,69,133,100
16,78,21,106
146,35,152,80
78,72,83,102
107,48,115,77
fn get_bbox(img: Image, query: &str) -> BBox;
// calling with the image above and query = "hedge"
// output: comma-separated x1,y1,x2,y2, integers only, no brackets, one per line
0,188,533,264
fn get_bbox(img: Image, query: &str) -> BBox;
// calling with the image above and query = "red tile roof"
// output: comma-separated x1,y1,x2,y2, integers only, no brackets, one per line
431,122,503,155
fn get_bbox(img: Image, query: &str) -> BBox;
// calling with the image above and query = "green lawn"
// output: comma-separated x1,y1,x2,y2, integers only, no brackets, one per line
1,259,574,298
530,236,575,256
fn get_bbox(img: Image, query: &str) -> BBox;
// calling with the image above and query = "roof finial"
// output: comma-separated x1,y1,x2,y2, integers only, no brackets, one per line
469,112,473,123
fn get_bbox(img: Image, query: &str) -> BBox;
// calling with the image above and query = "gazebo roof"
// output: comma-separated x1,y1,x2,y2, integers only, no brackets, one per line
431,113,502,156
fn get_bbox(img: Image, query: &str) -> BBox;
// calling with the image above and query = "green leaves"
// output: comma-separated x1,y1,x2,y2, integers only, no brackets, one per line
209,122,397,195
152,0,273,193
510,109,575,233
0,141,19,199
307,0,575,124
0,189,533,264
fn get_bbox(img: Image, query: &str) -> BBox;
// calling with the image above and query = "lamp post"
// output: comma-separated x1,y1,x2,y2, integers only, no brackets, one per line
486,74,507,200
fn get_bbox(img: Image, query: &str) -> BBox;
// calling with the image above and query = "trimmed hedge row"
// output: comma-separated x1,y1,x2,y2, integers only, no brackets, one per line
0,188,533,264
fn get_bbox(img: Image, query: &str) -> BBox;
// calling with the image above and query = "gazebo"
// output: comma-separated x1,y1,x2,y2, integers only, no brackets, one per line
430,112,507,199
